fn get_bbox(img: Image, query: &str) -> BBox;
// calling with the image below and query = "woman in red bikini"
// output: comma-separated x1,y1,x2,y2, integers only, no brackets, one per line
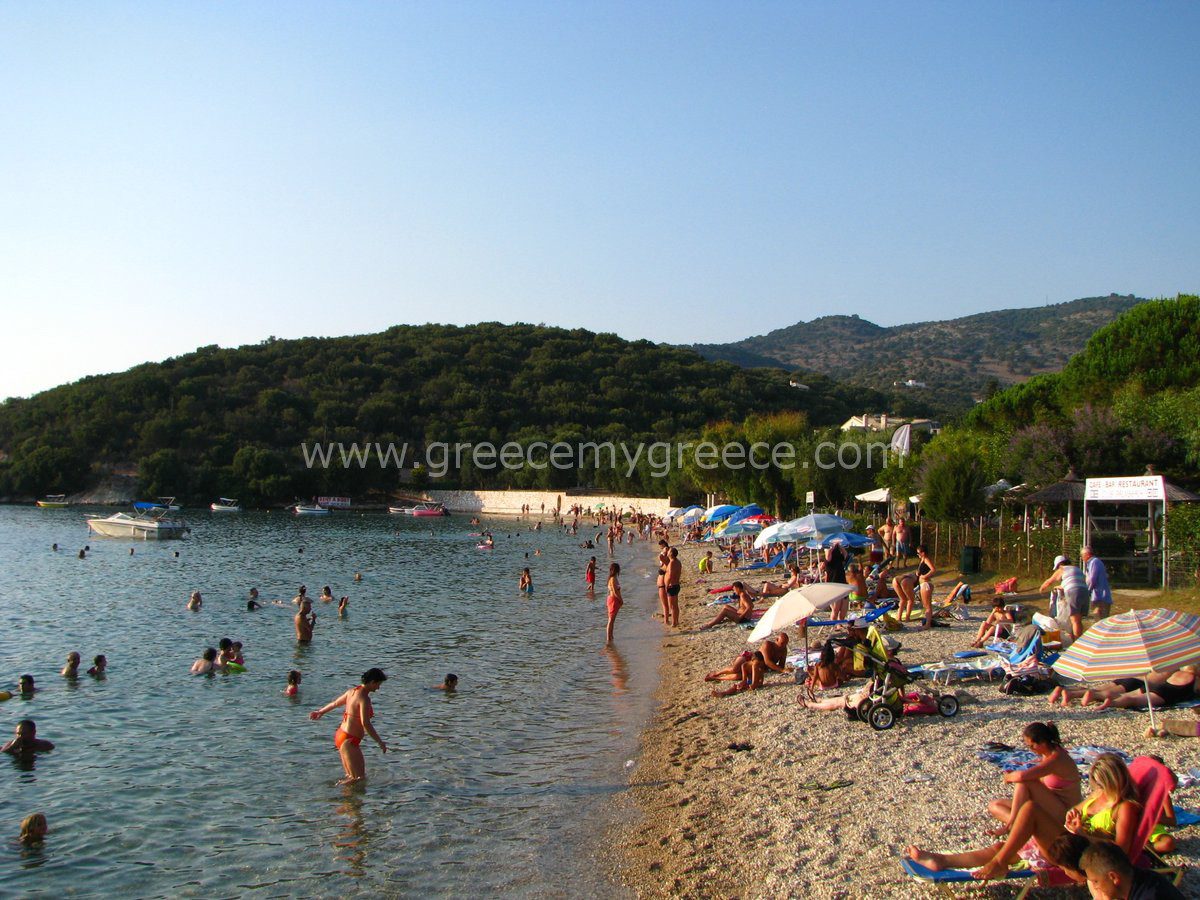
309,668,388,785
605,563,623,645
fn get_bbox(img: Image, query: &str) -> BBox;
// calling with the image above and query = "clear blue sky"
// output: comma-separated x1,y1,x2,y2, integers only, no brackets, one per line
2,2,1198,398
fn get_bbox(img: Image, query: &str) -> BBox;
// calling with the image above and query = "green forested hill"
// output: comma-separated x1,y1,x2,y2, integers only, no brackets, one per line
0,322,910,503
691,294,1146,415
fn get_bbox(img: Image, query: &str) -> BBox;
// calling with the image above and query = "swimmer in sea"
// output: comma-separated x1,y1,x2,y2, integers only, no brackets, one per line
354,573,363,582
247,588,262,610
284,670,301,697
434,674,458,691
320,586,334,603
17,675,36,696
87,655,107,678
310,668,388,785
295,599,316,643
2,720,54,756
187,591,202,611
292,585,308,607
19,813,48,846
519,568,533,593
338,596,349,616
191,648,219,674
61,652,81,679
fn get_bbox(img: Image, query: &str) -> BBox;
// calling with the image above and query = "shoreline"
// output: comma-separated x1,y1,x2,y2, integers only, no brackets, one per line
611,542,1200,898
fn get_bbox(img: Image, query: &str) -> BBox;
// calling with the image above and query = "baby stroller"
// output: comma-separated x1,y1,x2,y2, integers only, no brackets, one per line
835,631,960,731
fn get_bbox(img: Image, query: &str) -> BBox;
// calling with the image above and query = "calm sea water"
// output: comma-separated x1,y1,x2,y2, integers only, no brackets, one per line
0,506,662,897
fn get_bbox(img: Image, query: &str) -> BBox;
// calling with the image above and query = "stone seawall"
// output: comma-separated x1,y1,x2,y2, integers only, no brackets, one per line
425,489,672,517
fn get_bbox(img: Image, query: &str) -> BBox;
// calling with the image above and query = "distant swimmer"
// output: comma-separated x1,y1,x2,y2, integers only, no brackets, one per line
338,596,349,617
434,674,458,692
87,655,107,678
61,652,81,679
17,675,36,696
354,573,363,582
295,599,316,643
284,670,301,697
2,720,54,757
292,586,308,606
247,588,262,610
187,591,202,611
320,586,334,603
519,568,533,593
191,648,219,674
19,813,48,846
309,668,388,785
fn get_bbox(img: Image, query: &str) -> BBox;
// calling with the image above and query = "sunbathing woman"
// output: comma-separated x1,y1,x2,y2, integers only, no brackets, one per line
972,596,1015,648
711,651,766,697
1063,754,1143,860
699,583,755,630
760,564,802,598
985,722,1081,838
846,563,869,608
1049,666,1200,709
797,640,845,700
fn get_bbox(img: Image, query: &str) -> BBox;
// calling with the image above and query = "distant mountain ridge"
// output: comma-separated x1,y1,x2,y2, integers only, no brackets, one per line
691,294,1147,415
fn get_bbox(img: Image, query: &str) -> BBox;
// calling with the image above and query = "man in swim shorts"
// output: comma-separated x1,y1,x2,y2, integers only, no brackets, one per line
665,548,682,628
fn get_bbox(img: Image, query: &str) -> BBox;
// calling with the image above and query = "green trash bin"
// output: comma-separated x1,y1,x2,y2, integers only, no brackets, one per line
960,545,982,575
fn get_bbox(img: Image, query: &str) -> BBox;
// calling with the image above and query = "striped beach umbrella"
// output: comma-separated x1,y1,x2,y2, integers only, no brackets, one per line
1052,608,1200,682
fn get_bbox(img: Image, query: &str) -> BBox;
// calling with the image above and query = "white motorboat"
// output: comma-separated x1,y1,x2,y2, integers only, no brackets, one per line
292,503,330,516
211,498,242,512
86,509,186,540
37,494,69,508
388,501,447,516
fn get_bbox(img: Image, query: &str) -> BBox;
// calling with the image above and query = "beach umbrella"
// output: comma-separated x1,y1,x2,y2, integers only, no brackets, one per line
680,508,704,525
703,504,740,523
777,513,851,541
1052,608,1200,681
803,531,874,550
724,504,766,527
747,583,854,642
854,487,891,504
715,519,764,538
753,521,789,549
1052,608,1200,728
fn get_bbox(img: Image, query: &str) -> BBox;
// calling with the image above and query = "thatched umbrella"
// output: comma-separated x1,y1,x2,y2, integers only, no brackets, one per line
1025,468,1085,527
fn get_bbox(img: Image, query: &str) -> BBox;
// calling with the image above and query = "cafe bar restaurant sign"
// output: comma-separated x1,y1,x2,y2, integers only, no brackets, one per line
1085,476,1166,502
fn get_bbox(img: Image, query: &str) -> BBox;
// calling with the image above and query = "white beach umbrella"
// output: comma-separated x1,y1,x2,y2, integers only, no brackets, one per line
753,521,788,549
747,583,854,642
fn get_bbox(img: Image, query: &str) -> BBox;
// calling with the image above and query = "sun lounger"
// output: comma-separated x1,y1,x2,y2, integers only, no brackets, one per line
737,546,793,572
808,600,896,631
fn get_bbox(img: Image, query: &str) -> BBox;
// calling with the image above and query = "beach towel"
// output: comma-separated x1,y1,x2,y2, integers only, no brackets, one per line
979,745,1131,777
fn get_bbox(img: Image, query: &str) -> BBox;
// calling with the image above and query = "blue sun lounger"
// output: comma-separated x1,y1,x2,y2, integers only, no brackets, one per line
901,857,1037,898
808,600,896,630
737,546,793,572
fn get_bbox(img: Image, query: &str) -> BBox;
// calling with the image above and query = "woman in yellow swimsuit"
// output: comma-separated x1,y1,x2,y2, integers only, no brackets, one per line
1064,753,1143,860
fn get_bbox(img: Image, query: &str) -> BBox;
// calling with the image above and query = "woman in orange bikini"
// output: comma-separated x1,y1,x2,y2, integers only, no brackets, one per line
309,668,388,785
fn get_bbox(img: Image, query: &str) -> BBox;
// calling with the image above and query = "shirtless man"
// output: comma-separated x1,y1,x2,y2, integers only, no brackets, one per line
310,668,388,784
295,599,316,643
664,548,682,627
2,720,55,757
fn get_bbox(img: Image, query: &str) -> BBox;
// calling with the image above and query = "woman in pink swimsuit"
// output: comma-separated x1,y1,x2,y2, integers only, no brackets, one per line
605,563,623,645
986,721,1081,836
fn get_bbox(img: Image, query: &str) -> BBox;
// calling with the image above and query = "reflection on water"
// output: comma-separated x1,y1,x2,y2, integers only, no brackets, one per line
0,507,659,896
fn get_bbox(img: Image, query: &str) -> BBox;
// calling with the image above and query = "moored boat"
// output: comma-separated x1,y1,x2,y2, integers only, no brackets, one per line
86,508,186,540
211,498,242,512
292,503,330,516
36,494,69,508
389,501,447,516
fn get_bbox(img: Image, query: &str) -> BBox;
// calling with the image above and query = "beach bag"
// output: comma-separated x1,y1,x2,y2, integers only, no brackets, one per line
1000,674,1055,696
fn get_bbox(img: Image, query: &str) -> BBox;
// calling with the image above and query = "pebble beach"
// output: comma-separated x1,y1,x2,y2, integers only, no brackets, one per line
612,542,1200,898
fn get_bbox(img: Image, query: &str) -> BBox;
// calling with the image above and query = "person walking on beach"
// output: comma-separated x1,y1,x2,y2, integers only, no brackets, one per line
1081,545,1112,619
605,563,623,645
309,668,388,785
664,547,682,628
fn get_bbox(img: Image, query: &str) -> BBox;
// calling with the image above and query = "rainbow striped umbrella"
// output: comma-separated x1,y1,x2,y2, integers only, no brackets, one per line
1052,608,1200,682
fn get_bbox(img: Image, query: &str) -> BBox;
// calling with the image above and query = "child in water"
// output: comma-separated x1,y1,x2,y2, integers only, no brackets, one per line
435,674,458,691
519,568,533,593
19,813,48,846
87,655,107,677
284,670,302,697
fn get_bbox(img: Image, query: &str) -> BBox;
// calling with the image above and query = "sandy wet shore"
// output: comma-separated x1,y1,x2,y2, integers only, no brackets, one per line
612,543,1200,898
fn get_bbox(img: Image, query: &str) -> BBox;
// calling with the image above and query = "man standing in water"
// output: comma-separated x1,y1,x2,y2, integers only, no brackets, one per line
295,598,316,643
310,668,388,785
664,547,682,628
